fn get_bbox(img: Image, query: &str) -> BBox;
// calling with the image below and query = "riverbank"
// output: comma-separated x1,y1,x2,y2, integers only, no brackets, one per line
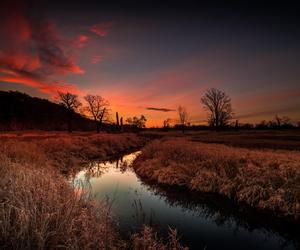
133,138,300,220
0,132,145,174
0,132,187,249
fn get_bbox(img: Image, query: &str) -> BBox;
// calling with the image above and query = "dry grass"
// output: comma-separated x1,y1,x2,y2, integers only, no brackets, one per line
0,132,145,174
189,130,300,151
0,132,187,249
133,138,300,219
131,226,188,250
142,130,300,150
0,150,122,249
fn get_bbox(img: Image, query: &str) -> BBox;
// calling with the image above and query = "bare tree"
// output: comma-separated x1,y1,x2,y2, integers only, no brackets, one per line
58,92,81,132
275,114,282,127
163,118,172,128
274,115,292,129
84,95,110,133
201,88,233,130
178,105,188,133
126,115,147,130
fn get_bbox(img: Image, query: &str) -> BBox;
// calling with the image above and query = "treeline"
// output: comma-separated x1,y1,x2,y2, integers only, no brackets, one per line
0,91,147,132
161,119,300,132
161,115,300,131
0,91,93,131
0,90,298,132
170,88,299,132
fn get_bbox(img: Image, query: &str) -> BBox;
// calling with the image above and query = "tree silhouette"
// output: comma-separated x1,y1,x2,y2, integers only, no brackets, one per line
83,95,110,133
201,88,233,130
274,115,292,129
126,115,147,129
178,105,188,133
163,118,172,128
58,92,81,132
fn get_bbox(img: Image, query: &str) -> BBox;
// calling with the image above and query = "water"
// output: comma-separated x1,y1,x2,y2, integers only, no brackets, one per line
73,151,299,250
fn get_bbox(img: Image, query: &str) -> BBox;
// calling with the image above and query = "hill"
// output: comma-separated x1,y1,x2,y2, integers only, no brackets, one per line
0,91,96,131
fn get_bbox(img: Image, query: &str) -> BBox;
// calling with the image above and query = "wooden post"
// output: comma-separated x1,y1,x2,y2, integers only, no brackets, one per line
116,112,120,129
120,117,123,131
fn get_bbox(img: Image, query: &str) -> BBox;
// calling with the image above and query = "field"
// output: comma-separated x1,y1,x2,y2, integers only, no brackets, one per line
133,133,300,219
0,132,145,174
0,132,186,249
1,130,300,249
142,129,300,150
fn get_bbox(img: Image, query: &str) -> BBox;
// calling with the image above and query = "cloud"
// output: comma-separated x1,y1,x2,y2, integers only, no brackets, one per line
29,19,85,75
90,22,113,37
146,107,176,112
0,72,80,95
91,55,104,64
0,0,83,95
75,35,90,48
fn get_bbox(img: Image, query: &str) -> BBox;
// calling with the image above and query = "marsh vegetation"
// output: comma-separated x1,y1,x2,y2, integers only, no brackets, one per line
133,137,300,219
1,131,299,249
0,132,186,249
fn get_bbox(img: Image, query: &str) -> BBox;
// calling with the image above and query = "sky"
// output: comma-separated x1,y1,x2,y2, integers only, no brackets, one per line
0,0,300,127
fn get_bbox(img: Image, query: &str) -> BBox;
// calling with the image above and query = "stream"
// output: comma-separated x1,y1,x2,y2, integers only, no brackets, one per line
73,151,299,250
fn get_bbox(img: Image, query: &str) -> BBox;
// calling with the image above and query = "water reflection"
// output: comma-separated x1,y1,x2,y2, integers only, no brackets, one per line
140,181,300,250
73,151,299,250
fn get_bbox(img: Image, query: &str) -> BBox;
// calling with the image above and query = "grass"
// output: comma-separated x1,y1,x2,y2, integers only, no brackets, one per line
131,226,188,250
142,130,300,150
0,132,187,249
133,137,300,219
0,132,145,174
0,145,122,249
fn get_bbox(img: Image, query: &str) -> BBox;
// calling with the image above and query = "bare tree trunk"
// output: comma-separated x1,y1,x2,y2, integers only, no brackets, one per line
97,108,106,133
215,111,219,131
68,111,72,133
95,119,100,133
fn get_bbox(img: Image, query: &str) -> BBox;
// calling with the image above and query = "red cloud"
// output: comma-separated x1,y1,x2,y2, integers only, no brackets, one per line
90,22,113,37
75,35,90,48
0,0,84,95
0,74,81,95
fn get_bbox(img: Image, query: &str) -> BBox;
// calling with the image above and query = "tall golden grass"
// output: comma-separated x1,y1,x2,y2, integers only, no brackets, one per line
133,138,300,219
131,226,188,250
0,151,122,249
0,133,187,249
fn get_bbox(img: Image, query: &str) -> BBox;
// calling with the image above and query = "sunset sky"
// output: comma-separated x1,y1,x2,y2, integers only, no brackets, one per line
0,0,299,127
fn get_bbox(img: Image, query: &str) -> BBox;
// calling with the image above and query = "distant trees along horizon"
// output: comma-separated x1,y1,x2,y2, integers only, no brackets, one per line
177,105,189,133
0,90,297,132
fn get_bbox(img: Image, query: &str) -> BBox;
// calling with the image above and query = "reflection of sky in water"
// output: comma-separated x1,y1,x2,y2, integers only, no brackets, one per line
73,152,297,250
